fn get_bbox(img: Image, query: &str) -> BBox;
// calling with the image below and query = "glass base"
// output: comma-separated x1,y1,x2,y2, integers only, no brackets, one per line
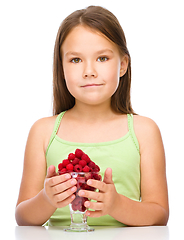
64,206,95,232
64,224,94,232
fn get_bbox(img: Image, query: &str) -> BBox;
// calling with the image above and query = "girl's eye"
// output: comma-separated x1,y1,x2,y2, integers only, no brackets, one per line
97,57,108,62
71,58,81,63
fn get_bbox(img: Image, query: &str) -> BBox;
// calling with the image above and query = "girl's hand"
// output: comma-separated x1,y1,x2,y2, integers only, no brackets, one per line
43,165,77,208
78,168,119,217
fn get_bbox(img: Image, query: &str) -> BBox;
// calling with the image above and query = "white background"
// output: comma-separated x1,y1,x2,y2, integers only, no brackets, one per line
0,0,183,227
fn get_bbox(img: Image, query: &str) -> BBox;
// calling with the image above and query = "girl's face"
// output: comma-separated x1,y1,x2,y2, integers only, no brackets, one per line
61,25,128,107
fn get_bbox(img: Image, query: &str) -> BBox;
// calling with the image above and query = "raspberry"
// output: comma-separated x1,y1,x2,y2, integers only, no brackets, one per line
71,158,80,165
83,165,90,172
81,204,86,212
71,196,87,212
74,164,83,172
81,184,94,191
80,197,87,212
79,160,87,167
85,172,92,180
66,163,74,171
75,149,84,159
88,161,96,169
76,176,85,188
93,173,102,180
93,164,100,172
93,167,99,172
72,196,81,211
60,168,67,173
58,163,63,171
81,153,91,163
62,159,70,167
68,153,75,161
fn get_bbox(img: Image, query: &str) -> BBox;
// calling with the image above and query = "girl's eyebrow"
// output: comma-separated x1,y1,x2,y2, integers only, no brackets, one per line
65,49,114,57
96,49,114,55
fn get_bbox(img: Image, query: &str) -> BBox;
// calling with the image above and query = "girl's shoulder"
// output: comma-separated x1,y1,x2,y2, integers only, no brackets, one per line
28,115,59,153
30,115,58,134
133,115,163,151
133,115,160,133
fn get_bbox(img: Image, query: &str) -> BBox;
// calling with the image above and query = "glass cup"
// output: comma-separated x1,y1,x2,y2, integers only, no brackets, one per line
58,171,101,232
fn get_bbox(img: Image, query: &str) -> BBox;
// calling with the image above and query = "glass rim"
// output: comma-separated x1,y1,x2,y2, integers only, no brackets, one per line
58,171,101,174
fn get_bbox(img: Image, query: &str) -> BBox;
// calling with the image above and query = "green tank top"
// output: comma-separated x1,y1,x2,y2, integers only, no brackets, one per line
45,111,140,226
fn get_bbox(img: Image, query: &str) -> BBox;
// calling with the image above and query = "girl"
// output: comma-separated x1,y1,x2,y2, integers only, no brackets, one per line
15,6,169,226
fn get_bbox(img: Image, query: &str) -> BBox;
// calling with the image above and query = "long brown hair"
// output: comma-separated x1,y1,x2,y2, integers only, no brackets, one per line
53,5,135,115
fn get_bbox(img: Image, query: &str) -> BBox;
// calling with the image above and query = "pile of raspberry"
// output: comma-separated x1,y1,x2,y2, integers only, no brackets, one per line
58,148,100,173
58,149,101,212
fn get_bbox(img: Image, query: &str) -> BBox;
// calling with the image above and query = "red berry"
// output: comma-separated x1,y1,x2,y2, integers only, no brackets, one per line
60,168,67,173
58,163,63,171
75,149,84,159
93,173,102,180
80,197,87,212
88,161,96,169
81,205,86,212
68,153,75,161
76,176,85,188
79,160,87,167
74,164,83,172
71,158,80,166
66,163,74,171
83,165,90,172
72,196,81,211
71,196,87,212
85,172,92,180
93,164,100,172
81,153,91,163
93,167,99,172
62,159,70,167
76,176,86,183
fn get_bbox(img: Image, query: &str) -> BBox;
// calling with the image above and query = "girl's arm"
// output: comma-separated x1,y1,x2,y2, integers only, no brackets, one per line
78,116,169,226
15,118,77,226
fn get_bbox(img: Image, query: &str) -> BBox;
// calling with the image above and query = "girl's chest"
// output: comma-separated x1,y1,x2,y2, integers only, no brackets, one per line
57,116,128,143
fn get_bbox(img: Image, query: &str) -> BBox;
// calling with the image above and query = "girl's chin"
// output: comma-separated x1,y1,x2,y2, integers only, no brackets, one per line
75,99,111,108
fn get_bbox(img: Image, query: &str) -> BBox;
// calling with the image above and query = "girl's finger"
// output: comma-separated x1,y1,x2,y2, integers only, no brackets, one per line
46,165,57,178
78,189,103,202
56,194,76,208
85,210,102,218
47,173,71,187
54,187,76,203
87,179,107,192
84,200,103,211
53,179,77,195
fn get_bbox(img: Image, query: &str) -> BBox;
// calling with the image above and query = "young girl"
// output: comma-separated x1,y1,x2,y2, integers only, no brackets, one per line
15,6,169,227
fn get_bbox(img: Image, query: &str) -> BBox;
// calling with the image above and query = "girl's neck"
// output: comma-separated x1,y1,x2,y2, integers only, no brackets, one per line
69,101,118,123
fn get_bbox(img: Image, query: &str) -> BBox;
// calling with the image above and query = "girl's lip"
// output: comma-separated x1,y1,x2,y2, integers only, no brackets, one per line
81,84,103,87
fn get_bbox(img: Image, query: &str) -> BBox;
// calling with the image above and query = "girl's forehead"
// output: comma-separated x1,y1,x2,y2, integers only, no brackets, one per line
61,25,118,55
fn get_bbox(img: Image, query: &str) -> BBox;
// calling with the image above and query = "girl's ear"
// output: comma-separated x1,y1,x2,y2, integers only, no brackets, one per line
120,55,129,77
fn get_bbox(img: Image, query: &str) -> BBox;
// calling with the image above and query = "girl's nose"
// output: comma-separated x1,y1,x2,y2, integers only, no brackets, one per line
83,62,98,79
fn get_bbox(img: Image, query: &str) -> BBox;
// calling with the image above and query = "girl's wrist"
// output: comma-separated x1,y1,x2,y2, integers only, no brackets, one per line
41,189,57,211
109,192,122,218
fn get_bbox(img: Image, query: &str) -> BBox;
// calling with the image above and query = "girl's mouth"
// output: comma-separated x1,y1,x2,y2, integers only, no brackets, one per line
81,84,104,88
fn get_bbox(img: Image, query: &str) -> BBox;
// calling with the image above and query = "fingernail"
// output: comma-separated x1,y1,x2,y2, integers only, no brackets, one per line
71,186,76,192
71,179,76,185
87,180,92,185
65,174,70,179
86,211,90,216
79,190,84,196
71,195,75,200
85,201,90,207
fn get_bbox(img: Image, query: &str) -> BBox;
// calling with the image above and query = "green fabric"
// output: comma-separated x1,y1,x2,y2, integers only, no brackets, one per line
45,111,140,226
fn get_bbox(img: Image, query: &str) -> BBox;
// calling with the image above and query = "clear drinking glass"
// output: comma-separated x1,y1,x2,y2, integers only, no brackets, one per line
58,171,101,232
